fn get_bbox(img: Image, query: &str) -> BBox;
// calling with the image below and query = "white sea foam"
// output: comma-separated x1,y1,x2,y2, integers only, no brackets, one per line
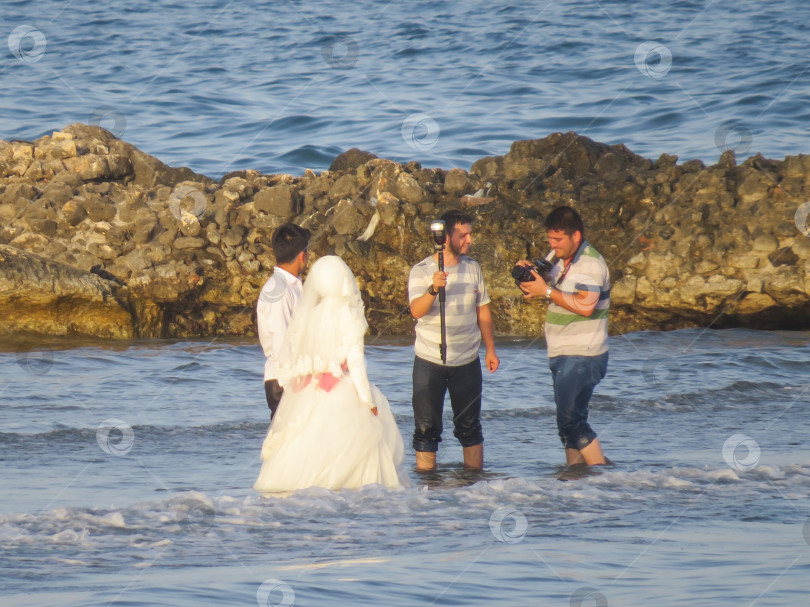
4,461,807,558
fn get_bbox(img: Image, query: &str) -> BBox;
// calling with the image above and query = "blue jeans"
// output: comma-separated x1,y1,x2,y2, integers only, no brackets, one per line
549,352,608,451
412,356,483,452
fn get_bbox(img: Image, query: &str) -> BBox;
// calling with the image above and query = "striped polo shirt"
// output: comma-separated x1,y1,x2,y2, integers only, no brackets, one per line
408,255,490,366
545,240,610,357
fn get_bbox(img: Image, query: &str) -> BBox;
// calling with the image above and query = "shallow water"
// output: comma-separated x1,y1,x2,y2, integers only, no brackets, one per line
2,0,810,176
2,329,809,605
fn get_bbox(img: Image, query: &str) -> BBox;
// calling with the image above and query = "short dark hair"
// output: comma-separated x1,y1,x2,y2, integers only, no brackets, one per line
439,209,473,237
271,223,311,264
544,206,584,237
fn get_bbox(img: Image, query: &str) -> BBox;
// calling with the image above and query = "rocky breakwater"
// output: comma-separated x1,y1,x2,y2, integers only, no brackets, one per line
1,124,809,340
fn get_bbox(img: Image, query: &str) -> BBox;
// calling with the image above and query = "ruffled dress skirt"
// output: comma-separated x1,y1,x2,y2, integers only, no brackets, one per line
254,377,406,494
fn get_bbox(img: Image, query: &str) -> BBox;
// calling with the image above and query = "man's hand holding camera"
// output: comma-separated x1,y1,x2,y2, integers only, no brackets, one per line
514,260,551,300
513,253,600,318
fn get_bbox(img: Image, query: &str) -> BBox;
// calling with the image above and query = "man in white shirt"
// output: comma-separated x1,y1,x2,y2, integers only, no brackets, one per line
257,223,311,418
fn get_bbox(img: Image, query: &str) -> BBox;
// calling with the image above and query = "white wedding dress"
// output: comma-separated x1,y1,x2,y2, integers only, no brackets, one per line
253,256,406,494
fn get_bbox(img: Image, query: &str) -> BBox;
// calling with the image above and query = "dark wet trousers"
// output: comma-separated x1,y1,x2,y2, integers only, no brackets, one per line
264,379,283,419
412,356,484,452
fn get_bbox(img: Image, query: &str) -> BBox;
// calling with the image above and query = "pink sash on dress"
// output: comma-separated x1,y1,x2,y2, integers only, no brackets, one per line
291,361,349,393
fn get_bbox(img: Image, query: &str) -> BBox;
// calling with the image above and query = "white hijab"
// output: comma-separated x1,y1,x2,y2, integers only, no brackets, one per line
276,255,368,384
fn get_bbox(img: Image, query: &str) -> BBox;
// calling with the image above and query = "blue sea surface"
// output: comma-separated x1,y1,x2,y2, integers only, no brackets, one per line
1,0,810,177
1,330,810,605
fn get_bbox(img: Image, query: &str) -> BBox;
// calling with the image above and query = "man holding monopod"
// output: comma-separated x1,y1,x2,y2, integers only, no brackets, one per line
408,209,499,471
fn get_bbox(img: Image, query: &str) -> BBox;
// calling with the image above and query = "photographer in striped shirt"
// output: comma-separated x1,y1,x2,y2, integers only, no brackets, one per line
516,206,610,466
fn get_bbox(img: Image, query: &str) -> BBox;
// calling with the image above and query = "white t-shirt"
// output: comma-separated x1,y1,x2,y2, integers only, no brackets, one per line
408,255,490,366
256,267,303,381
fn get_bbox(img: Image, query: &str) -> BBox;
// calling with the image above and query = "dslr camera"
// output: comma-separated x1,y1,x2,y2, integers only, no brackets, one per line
511,258,554,286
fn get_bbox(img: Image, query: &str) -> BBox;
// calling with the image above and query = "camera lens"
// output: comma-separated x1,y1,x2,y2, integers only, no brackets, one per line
511,265,534,282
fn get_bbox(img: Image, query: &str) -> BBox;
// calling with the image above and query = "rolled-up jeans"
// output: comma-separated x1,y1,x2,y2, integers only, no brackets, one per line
549,352,608,451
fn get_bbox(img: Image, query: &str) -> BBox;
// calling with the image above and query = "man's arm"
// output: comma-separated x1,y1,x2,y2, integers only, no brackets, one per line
257,283,290,358
516,262,599,317
409,270,448,319
476,304,499,373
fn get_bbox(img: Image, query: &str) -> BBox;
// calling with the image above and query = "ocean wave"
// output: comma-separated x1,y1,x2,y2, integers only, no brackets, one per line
3,462,808,556
0,372,800,440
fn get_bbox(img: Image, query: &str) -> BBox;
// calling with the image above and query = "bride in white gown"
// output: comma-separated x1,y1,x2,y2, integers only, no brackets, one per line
253,255,407,493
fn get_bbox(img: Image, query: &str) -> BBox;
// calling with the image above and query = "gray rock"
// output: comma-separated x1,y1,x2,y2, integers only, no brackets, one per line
205,222,222,245
132,219,159,245
0,204,16,228
174,237,205,250
768,247,799,266
376,195,401,226
328,174,360,200
178,215,202,238
395,172,424,203
3,123,810,338
129,146,206,188
329,148,378,172
444,168,474,194
470,156,503,180
222,225,246,247
329,199,367,235
752,234,779,252
594,152,624,176
0,243,133,338
254,185,299,217
2,182,37,205
31,219,58,237
80,196,116,222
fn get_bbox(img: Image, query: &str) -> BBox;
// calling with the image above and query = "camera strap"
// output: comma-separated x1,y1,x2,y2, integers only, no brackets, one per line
555,262,573,287
552,241,583,287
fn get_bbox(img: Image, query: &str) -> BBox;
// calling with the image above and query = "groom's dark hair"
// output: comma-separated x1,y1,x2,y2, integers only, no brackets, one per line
271,222,311,264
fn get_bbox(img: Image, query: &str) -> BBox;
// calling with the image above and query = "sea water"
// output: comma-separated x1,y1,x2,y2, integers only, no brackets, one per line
1,329,809,605
2,0,810,177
